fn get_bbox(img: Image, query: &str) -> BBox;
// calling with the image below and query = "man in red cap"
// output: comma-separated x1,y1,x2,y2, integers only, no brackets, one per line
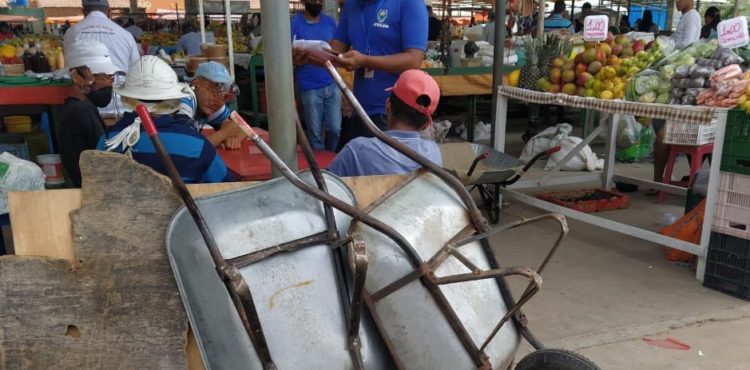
327,69,442,177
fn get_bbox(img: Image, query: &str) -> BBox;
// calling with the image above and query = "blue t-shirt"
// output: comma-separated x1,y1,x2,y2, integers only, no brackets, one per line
291,12,338,92
327,130,442,177
544,14,573,33
97,112,233,184
334,0,428,115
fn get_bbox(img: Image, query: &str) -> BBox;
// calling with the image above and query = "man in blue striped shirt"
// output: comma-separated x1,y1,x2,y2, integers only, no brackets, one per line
99,56,233,183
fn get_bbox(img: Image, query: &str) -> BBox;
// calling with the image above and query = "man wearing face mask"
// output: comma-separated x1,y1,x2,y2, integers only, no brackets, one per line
291,0,341,151
59,40,121,187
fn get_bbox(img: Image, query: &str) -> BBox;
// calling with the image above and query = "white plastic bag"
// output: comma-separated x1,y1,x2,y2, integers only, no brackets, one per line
458,121,491,142
544,136,603,171
0,152,46,214
519,123,572,162
421,119,452,142
615,115,643,149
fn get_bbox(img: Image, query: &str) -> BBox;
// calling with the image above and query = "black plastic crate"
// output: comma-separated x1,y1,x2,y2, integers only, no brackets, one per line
703,232,750,301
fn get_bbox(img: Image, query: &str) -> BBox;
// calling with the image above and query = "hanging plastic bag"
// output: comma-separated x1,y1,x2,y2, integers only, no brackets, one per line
615,115,643,149
0,152,46,214
520,123,572,162
544,136,603,171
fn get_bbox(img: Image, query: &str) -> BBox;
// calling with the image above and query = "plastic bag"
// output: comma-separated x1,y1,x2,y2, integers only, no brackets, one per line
544,136,603,171
0,152,46,214
458,121,491,141
519,123,572,162
615,115,643,149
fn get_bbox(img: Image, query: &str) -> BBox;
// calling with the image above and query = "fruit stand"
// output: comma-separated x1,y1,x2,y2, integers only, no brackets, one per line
494,85,730,281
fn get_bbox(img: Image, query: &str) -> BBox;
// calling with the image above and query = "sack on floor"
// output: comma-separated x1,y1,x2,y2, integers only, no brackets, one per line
544,136,604,171
520,123,573,162
660,199,705,263
0,152,46,214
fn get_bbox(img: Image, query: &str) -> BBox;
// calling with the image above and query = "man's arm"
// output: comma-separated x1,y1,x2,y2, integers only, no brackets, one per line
336,49,425,73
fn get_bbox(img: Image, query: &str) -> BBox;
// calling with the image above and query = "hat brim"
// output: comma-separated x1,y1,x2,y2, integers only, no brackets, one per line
86,61,120,75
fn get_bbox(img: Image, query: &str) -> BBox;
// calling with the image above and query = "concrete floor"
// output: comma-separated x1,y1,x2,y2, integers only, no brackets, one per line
479,115,750,369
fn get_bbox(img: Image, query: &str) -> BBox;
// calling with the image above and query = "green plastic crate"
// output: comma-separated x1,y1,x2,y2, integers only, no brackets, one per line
721,109,750,176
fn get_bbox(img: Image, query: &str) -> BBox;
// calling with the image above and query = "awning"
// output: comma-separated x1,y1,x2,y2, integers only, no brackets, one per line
0,14,37,22
45,15,84,24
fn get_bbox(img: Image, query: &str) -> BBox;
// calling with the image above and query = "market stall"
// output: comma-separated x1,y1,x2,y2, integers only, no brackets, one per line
486,5,750,283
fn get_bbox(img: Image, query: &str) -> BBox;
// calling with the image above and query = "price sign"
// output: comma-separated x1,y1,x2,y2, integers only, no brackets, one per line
583,15,609,41
718,16,749,49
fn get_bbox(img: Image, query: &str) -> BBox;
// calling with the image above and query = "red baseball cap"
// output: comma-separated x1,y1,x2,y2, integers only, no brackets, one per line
386,69,440,125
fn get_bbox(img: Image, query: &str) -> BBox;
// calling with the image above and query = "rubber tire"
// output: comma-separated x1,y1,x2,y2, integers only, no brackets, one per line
515,349,601,370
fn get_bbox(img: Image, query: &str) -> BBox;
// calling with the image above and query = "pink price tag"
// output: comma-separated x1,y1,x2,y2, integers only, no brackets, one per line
583,15,609,42
718,17,749,49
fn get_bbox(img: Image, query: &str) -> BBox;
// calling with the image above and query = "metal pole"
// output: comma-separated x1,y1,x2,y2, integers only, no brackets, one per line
323,0,338,21
733,0,740,17
536,0,544,37
261,0,298,175
490,0,507,149
199,0,206,43
224,0,235,79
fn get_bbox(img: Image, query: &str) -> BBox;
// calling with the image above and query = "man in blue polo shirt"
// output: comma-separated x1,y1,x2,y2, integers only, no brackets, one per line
98,56,233,184
329,0,428,149
541,0,573,33
327,69,442,177
291,0,341,151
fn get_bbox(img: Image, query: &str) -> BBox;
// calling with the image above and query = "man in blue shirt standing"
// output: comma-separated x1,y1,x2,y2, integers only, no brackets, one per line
541,0,573,33
327,69,442,177
328,0,428,149
291,0,341,151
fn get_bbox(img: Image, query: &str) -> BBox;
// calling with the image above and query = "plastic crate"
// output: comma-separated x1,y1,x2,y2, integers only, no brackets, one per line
713,172,750,240
0,133,30,160
663,119,716,145
721,109,750,176
536,189,631,213
703,231,750,301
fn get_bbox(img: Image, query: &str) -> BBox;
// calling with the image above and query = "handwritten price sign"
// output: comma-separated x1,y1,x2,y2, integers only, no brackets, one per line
583,15,609,41
718,17,749,49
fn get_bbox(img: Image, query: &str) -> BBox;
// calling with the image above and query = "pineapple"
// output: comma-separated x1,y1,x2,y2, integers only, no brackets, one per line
519,36,543,91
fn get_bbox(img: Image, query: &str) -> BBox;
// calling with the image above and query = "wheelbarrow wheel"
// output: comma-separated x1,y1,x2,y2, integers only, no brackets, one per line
515,349,601,370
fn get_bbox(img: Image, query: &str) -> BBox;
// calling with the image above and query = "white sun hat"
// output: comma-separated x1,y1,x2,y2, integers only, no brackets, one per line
65,39,120,75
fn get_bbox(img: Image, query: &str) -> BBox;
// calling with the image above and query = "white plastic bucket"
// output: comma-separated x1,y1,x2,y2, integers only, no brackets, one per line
37,154,64,185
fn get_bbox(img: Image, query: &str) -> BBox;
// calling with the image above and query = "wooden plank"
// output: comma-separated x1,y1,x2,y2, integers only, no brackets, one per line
1,151,188,369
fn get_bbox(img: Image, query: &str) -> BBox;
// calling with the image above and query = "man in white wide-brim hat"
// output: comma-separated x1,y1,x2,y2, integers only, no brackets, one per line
97,56,233,184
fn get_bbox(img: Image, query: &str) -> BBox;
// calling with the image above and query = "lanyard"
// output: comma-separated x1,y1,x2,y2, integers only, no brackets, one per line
360,0,386,55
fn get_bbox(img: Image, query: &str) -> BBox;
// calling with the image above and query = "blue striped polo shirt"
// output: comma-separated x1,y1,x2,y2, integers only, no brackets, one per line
543,14,573,33
97,112,234,183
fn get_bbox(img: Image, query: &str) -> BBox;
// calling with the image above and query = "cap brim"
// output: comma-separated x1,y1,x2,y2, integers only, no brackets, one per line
87,61,120,75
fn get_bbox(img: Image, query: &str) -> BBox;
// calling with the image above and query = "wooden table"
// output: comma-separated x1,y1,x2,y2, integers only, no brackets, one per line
213,127,336,181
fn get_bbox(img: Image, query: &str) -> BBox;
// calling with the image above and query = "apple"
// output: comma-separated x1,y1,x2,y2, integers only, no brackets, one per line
552,57,565,68
599,43,612,57
550,84,561,94
537,78,552,92
576,86,586,96
632,40,645,54
607,55,621,66
577,72,594,87
596,48,607,63
606,32,615,45
614,35,630,46
620,47,634,57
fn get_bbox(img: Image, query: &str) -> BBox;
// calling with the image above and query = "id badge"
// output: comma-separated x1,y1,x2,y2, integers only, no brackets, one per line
364,68,374,80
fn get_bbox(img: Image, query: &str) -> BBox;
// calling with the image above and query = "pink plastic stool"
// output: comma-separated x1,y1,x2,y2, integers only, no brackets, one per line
658,143,714,203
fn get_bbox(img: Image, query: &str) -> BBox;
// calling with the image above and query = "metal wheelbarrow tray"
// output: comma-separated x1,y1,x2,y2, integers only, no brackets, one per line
166,172,392,369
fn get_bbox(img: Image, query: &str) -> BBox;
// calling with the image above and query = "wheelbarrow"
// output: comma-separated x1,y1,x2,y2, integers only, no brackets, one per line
440,142,560,224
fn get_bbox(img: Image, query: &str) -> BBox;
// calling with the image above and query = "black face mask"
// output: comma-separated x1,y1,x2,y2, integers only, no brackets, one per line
305,3,323,17
87,86,113,108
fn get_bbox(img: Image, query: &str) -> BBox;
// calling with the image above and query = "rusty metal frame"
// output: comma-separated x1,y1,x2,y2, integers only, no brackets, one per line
139,103,374,369
230,110,569,368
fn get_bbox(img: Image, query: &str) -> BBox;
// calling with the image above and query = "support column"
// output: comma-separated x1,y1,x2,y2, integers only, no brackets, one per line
261,0,298,176
490,0,507,150
323,0,339,21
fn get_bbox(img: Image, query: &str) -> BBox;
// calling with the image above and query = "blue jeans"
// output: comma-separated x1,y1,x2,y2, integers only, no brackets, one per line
300,84,342,151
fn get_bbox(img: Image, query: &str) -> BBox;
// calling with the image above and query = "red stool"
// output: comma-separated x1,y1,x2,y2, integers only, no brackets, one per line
658,143,713,203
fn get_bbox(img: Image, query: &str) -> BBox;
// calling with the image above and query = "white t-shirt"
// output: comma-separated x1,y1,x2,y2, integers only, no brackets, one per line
64,11,140,74
126,25,144,41
64,11,141,118
672,9,701,49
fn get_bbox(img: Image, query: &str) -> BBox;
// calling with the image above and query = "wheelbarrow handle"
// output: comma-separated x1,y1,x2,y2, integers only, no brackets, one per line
466,152,490,178
497,146,562,187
